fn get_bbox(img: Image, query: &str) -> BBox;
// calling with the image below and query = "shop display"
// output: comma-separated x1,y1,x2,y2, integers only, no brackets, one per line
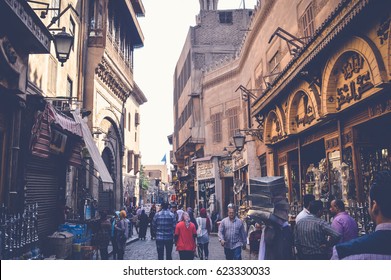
360,147,390,200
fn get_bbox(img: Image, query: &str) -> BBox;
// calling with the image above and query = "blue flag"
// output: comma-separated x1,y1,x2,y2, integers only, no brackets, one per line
161,154,166,164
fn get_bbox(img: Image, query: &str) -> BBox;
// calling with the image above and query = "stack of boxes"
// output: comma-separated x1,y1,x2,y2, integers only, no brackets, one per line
247,176,290,225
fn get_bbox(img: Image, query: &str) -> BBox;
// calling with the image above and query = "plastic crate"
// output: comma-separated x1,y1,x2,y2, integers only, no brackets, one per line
47,231,74,259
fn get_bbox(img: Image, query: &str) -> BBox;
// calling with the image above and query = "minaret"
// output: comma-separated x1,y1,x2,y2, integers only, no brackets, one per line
199,0,219,10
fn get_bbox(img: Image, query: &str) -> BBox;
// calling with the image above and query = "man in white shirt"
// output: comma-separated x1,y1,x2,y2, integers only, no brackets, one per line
295,194,315,223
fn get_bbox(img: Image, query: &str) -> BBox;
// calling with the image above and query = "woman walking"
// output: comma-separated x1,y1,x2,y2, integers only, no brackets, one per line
196,208,211,260
96,211,111,260
138,209,149,240
115,210,129,260
174,212,197,260
110,211,120,259
148,204,157,240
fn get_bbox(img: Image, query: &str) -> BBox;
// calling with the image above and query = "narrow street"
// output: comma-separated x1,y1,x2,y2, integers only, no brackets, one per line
118,229,251,260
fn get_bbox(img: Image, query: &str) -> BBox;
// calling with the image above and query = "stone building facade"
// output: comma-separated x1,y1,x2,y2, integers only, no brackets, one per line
172,0,254,215
199,0,391,224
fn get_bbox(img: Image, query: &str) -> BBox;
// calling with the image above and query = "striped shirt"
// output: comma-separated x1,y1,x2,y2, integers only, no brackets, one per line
295,214,341,255
218,217,247,250
153,209,176,241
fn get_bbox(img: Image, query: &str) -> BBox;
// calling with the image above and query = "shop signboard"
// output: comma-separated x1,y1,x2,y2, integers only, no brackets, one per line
219,159,233,177
233,149,247,172
196,161,215,180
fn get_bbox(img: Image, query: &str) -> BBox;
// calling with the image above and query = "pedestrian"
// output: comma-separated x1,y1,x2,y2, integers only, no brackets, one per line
187,207,198,231
331,170,391,259
329,199,358,243
110,211,120,260
115,210,129,260
152,202,176,260
218,203,247,260
127,206,134,237
149,204,157,240
196,208,211,260
294,200,341,260
249,223,262,259
295,194,315,223
175,212,197,260
171,203,178,223
131,208,139,234
138,209,149,240
211,210,220,232
96,211,111,260
177,204,184,223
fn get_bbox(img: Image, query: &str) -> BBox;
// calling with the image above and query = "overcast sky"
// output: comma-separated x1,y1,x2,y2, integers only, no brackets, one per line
134,0,258,165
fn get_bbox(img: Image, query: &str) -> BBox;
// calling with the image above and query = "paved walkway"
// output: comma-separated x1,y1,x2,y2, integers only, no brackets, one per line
109,229,252,260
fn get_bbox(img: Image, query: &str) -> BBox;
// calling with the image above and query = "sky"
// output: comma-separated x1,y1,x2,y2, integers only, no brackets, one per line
134,0,258,165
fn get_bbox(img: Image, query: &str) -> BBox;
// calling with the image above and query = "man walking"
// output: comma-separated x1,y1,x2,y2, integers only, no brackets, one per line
295,200,341,259
329,199,358,243
153,202,176,260
332,170,391,260
218,204,247,260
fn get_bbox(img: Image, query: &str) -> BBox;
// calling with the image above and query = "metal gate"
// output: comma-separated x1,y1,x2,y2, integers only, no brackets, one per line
25,155,65,240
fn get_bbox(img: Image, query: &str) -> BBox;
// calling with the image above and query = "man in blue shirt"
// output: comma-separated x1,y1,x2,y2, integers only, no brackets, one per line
218,204,247,260
153,202,176,260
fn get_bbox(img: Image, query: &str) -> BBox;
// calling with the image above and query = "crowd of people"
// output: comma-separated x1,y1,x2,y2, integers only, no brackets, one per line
92,170,391,260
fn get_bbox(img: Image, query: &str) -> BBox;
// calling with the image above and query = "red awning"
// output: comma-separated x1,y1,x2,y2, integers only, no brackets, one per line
30,103,83,166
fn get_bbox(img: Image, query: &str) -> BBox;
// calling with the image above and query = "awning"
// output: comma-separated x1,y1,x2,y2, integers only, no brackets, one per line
72,110,114,191
193,156,213,162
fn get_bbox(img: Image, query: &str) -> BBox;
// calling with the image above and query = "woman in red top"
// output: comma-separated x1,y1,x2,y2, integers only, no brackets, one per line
174,212,197,260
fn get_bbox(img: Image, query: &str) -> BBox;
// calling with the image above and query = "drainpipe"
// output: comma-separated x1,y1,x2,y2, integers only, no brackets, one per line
8,100,24,212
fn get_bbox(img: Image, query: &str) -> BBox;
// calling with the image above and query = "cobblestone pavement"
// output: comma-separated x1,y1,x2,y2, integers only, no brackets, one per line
119,228,251,260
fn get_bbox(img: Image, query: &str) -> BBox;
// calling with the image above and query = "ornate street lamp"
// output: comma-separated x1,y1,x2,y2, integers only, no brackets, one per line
233,131,246,151
53,27,74,66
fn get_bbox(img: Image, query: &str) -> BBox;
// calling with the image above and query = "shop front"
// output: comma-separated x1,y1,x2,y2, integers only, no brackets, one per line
195,157,220,215
253,1,391,234
232,150,249,219
219,158,234,217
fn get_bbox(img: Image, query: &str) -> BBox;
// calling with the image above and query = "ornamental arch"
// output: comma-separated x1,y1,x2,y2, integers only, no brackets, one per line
287,89,320,135
264,108,286,144
322,36,387,115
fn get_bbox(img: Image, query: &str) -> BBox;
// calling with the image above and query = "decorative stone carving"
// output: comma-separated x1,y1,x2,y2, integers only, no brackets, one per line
377,17,390,45
95,57,130,102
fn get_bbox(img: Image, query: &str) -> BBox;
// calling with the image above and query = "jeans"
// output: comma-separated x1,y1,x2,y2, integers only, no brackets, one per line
197,242,209,259
224,246,242,260
156,239,173,260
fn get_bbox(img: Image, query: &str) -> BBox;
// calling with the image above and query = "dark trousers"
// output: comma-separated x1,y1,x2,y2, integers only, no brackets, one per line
179,250,194,260
224,246,242,260
100,246,109,260
117,248,125,260
111,237,118,260
156,239,173,260
198,242,209,259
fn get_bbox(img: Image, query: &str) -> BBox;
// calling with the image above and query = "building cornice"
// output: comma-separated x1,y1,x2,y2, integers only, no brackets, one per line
95,56,132,103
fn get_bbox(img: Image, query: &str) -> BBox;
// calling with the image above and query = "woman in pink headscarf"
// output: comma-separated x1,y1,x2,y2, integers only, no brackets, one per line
174,212,197,260
196,208,211,259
